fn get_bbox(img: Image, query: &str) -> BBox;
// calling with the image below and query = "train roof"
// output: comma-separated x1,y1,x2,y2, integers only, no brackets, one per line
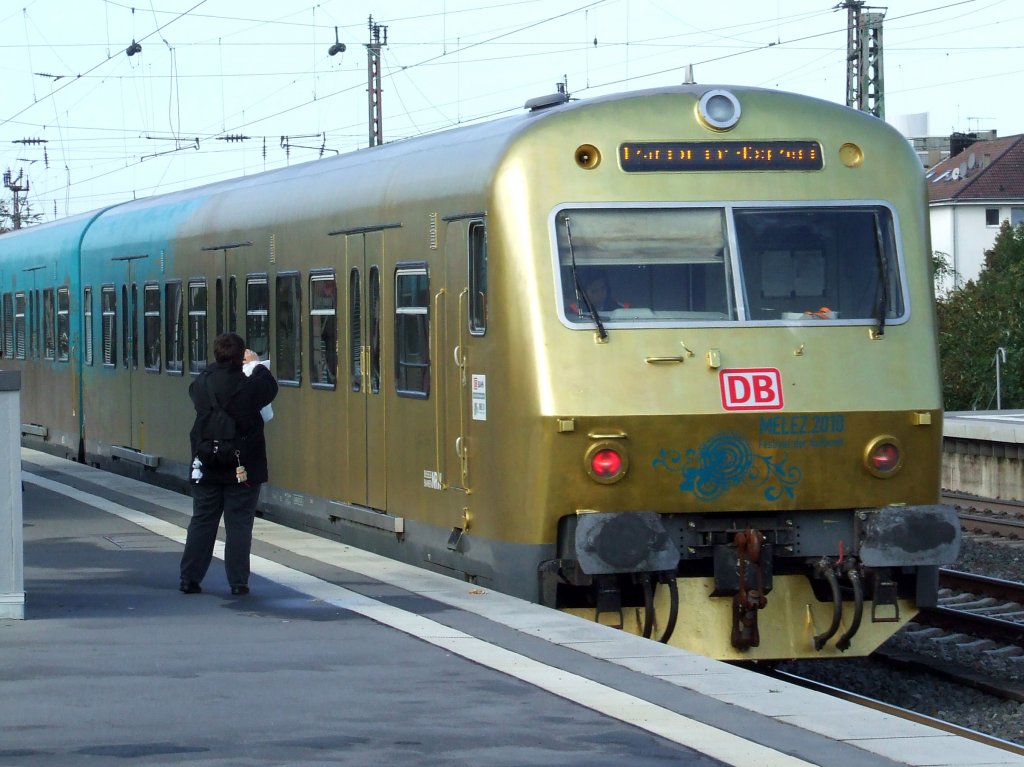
0,85,904,255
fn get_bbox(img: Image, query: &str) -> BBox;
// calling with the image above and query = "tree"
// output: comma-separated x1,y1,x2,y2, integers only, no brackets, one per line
0,194,42,233
936,222,1024,410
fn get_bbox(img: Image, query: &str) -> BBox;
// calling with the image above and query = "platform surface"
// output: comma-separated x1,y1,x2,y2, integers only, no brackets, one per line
945,410,1024,444
2,448,1021,767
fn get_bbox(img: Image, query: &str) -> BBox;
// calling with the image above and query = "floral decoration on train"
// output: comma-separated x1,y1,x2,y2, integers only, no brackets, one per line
652,432,802,502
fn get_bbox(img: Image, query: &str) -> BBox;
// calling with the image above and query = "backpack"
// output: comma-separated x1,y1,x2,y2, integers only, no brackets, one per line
195,374,246,469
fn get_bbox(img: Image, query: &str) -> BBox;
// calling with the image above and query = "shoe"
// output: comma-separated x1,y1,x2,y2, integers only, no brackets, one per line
179,579,202,594
230,585,249,596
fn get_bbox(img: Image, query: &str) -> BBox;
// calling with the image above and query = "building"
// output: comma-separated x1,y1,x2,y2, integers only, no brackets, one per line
926,133,1024,293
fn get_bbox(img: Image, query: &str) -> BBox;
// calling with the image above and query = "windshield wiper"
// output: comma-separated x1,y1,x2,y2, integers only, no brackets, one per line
562,215,607,341
873,212,888,338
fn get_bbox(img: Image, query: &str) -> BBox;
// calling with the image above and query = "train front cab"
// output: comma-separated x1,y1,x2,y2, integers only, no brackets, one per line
534,199,964,657
505,89,962,661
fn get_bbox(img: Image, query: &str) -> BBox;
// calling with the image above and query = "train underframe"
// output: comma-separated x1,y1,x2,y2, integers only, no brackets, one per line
540,505,961,660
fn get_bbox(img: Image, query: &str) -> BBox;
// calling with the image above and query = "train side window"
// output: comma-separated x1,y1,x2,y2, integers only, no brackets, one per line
143,283,161,372
83,287,93,366
229,275,238,333
469,221,487,335
395,265,430,398
28,290,36,358
246,276,269,359
42,288,55,360
368,266,381,394
101,285,117,367
216,277,224,336
57,287,70,362
165,281,184,374
275,272,301,385
309,272,337,389
121,286,128,368
188,280,207,374
122,284,139,369
1,293,12,359
349,268,361,392
14,292,26,360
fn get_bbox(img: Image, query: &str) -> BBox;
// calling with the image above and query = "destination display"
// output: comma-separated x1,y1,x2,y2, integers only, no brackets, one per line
619,141,823,172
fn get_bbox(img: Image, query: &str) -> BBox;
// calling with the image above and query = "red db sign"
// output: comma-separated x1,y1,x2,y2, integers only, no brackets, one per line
719,368,784,411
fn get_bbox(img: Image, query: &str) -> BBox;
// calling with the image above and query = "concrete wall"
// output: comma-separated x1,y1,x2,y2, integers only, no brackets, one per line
943,440,1024,502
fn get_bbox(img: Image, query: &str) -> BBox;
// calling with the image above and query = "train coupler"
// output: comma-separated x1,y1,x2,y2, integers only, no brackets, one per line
730,529,768,651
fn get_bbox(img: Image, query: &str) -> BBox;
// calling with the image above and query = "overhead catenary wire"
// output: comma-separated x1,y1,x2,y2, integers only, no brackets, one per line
0,0,1015,221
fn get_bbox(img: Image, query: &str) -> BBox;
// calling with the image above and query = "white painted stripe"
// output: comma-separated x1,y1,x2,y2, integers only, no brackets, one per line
24,472,817,767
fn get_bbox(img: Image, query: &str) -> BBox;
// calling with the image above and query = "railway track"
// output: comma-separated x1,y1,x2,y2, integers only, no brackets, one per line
921,570,1024,647
944,490,1024,538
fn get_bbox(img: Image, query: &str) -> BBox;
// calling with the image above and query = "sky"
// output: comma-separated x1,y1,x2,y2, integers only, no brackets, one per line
0,0,1021,223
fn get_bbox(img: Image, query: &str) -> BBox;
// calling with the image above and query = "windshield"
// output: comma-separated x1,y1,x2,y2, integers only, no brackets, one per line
555,205,905,327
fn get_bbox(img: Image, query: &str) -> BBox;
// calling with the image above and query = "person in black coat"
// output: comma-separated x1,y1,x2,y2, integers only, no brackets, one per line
179,332,278,596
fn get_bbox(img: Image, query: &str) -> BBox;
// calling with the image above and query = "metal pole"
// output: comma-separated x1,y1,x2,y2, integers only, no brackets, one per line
995,347,1007,410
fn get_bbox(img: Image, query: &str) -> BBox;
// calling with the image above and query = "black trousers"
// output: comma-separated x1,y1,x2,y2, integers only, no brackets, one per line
180,482,261,588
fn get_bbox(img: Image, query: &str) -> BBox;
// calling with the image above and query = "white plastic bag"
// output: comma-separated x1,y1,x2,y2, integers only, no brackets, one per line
242,359,274,423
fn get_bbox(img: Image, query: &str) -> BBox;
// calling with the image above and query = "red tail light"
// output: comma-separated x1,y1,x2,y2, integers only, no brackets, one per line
585,443,628,484
865,437,902,477
591,449,622,477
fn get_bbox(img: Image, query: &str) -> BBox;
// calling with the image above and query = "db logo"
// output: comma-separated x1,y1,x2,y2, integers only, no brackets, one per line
719,368,784,411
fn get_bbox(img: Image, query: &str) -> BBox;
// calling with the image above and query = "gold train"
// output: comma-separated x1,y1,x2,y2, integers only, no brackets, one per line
0,85,959,660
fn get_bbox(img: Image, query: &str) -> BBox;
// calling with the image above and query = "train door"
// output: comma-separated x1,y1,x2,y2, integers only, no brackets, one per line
112,255,147,450
344,229,386,510
439,216,486,532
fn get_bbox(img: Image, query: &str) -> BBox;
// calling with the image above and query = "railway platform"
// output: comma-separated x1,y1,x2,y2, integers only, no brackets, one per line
943,410,1024,501
3,448,1020,767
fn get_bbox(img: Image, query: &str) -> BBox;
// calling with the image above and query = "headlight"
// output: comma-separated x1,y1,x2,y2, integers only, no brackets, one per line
697,89,741,131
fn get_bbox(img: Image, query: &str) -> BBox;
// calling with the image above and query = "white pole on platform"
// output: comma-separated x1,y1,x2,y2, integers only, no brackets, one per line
0,371,24,619
995,347,1007,410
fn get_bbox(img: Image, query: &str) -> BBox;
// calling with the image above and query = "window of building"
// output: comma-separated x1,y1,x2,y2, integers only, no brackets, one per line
101,285,117,367
144,283,161,372
1011,208,1024,227
986,208,1000,226
276,273,301,385
57,287,70,362
83,287,93,366
395,265,430,397
165,282,183,374
469,221,488,335
309,272,337,389
246,276,269,359
42,288,55,360
188,281,207,374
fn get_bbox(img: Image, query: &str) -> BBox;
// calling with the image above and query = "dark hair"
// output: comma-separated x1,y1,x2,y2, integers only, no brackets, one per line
213,332,245,366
